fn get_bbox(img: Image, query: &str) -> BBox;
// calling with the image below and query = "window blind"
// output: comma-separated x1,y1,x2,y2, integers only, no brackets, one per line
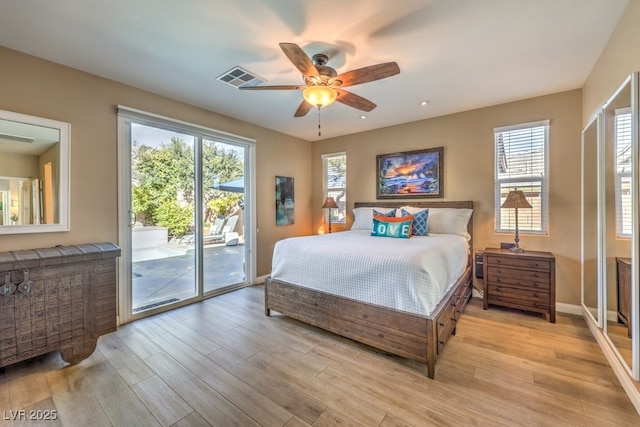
494,120,549,234
322,152,346,224
615,108,632,237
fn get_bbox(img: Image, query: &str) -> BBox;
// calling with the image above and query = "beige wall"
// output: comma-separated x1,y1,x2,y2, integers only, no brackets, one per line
583,1,640,125
312,90,583,305
0,46,312,277
0,152,39,178
582,1,640,311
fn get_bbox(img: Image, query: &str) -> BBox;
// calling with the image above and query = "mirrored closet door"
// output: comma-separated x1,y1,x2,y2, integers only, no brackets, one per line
602,73,638,379
581,114,600,325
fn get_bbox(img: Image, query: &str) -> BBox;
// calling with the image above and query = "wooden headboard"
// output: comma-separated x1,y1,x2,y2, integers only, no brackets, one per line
354,201,474,267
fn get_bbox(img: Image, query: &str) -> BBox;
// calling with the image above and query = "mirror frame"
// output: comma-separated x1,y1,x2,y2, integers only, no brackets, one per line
581,112,603,327
0,109,70,234
600,73,639,380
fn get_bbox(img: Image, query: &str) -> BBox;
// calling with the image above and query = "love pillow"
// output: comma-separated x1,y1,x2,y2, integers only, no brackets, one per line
371,214,414,238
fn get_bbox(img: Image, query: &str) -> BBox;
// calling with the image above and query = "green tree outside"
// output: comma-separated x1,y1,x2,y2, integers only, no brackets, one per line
132,137,243,239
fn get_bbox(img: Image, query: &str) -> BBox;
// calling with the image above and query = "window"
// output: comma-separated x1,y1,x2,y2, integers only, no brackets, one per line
322,152,346,224
494,120,549,234
615,108,632,237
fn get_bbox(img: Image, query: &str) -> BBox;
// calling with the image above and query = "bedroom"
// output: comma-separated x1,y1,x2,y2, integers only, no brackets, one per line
1,0,640,425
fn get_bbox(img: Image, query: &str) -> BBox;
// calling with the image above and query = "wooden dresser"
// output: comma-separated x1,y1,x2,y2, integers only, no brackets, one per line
482,248,556,323
0,243,120,367
616,257,631,337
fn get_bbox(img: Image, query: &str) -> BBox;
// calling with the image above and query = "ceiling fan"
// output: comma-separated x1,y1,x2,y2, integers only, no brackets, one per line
239,42,400,117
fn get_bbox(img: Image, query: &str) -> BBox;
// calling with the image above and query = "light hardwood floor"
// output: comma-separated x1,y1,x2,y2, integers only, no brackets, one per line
1,285,639,426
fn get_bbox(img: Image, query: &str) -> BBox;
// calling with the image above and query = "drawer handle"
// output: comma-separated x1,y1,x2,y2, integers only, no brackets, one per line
534,293,539,298
1,272,17,297
17,270,33,295
438,322,445,327
451,302,457,307
496,287,502,292
496,296,502,301
439,340,445,346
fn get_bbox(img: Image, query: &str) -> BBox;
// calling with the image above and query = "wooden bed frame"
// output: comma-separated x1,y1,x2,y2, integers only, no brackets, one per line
265,201,473,378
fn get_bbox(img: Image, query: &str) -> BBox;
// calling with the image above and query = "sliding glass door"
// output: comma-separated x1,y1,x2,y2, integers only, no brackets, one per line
202,138,247,293
129,123,197,313
117,107,255,323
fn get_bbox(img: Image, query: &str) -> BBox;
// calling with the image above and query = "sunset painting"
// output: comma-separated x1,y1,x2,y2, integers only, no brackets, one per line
376,147,443,199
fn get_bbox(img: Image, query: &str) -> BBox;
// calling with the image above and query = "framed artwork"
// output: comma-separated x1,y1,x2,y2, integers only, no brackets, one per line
275,176,295,225
376,147,443,199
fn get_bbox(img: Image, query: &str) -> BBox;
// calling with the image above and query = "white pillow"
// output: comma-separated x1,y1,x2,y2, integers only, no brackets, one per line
351,207,397,230
427,208,472,240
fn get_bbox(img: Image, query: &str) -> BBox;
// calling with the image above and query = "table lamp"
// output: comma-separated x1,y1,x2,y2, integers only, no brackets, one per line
501,189,532,253
322,196,339,233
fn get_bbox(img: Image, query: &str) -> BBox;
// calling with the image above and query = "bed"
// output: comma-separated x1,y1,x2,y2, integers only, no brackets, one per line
265,201,473,378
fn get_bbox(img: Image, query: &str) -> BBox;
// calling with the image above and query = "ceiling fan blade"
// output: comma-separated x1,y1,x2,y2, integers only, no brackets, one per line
335,62,400,87
336,90,377,112
294,100,314,117
279,42,319,80
239,85,303,90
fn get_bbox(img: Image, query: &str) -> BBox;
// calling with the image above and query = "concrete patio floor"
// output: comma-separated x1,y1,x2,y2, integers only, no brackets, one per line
132,242,245,312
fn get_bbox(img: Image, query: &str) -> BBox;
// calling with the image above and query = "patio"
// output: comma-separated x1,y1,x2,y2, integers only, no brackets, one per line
132,241,245,312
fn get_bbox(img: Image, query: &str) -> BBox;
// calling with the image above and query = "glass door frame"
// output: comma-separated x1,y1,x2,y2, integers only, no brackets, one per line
116,106,256,324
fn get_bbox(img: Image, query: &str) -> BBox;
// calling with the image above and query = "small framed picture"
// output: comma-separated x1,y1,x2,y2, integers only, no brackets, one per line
275,176,294,225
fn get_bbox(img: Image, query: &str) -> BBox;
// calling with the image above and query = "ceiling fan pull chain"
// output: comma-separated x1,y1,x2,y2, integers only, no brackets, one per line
317,106,322,136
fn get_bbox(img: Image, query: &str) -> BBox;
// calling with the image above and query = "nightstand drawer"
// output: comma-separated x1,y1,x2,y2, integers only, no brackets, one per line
485,255,550,271
487,294,550,314
487,284,549,304
487,267,550,289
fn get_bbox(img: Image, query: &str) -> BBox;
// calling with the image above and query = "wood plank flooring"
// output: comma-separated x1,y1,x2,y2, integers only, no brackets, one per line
1,285,639,426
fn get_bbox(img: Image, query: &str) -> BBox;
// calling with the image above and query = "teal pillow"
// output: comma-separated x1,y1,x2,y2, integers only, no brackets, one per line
402,208,428,236
371,215,413,239
373,208,396,218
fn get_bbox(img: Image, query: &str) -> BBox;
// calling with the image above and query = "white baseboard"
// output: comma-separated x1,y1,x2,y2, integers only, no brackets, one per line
556,302,583,316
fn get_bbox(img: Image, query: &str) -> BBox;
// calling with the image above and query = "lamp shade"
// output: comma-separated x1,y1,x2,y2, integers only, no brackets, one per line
303,86,337,107
501,190,532,209
322,196,338,209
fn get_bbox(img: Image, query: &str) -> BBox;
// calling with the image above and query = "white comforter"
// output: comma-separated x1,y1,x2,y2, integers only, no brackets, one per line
270,230,469,316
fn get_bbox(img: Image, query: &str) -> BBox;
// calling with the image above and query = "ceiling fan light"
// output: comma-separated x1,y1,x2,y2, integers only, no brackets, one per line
303,86,337,108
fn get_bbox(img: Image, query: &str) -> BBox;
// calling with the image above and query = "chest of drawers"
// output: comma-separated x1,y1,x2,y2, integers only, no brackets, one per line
616,257,632,337
482,248,556,323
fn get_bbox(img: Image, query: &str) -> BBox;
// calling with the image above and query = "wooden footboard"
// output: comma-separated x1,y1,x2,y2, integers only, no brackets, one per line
265,267,472,378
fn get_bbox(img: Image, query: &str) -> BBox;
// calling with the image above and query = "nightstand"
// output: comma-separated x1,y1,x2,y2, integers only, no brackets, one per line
482,248,556,323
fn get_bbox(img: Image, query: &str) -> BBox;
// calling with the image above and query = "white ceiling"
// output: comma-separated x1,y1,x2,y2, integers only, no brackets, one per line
0,0,628,141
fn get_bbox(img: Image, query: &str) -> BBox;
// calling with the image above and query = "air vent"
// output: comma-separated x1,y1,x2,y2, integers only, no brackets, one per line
0,133,34,143
217,66,264,88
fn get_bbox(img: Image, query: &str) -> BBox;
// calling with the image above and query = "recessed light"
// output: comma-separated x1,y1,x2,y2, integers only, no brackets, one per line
360,115,367,119
420,100,430,106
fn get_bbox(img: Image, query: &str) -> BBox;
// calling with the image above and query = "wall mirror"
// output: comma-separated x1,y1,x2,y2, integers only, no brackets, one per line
0,109,69,234
602,73,637,376
581,114,600,325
